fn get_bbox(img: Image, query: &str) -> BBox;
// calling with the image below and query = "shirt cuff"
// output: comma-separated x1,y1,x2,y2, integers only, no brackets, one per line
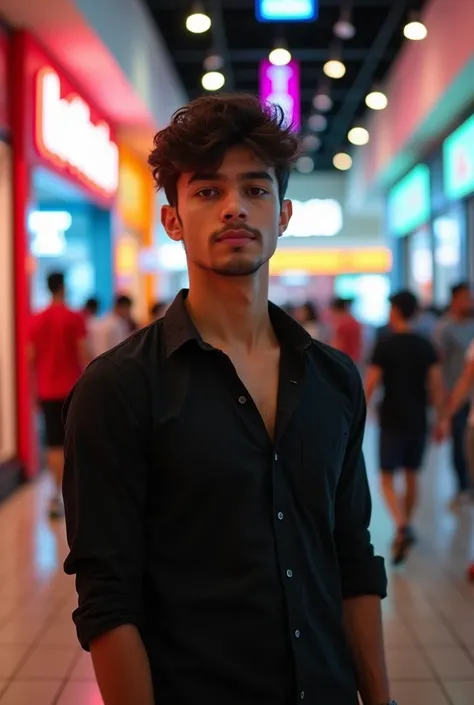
73,609,143,652
340,555,387,599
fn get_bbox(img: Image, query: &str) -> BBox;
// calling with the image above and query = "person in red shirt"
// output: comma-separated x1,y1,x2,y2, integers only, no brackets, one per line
330,297,363,365
30,272,88,518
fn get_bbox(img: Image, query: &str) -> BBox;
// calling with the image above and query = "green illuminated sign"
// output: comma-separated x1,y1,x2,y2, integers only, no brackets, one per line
443,114,474,200
387,164,431,237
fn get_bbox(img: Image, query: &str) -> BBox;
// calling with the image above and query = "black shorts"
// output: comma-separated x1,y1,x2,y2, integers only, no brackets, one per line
379,429,427,472
40,399,67,448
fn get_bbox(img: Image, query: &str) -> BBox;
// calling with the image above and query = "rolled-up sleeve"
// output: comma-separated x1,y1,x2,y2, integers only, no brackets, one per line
62,357,149,650
334,365,387,599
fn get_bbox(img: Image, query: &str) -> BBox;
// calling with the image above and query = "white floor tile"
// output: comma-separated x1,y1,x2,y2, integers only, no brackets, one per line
443,680,474,705
0,680,62,705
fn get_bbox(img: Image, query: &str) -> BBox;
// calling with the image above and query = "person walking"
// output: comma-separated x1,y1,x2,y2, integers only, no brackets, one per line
62,94,392,705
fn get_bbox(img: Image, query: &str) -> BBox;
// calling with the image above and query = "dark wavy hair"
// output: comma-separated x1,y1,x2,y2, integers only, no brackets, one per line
148,94,300,206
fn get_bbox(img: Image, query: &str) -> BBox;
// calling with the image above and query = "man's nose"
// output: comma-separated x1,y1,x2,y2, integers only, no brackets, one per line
221,194,249,221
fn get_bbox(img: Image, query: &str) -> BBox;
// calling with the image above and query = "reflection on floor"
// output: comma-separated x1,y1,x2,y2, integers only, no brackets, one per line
0,424,473,704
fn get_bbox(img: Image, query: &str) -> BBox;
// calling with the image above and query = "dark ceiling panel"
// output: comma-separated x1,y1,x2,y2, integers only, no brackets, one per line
144,0,428,171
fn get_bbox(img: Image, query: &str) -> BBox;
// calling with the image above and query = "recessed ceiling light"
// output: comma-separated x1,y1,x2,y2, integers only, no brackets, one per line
365,90,388,110
269,47,292,66
186,11,211,34
308,114,328,132
333,153,353,171
323,59,346,80
333,19,356,40
312,92,333,113
296,156,314,174
201,71,225,91
348,127,369,146
203,54,224,72
403,20,428,41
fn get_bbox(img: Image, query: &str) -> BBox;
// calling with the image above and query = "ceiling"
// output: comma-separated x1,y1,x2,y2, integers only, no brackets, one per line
144,0,428,171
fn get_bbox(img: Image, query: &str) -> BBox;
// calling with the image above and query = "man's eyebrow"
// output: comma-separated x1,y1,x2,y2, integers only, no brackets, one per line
187,170,274,185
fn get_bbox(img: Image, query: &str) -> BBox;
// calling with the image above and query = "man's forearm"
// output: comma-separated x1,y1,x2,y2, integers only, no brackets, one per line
90,624,154,705
343,595,390,705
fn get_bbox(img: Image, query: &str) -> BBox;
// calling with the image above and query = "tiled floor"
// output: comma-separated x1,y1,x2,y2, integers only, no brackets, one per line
0,425,473,704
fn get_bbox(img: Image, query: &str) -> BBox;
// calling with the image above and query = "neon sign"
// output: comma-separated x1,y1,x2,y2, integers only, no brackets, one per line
284,199,343,237
35,68,119,198
28,210,72,257
256,0,318,22
259,60,301,132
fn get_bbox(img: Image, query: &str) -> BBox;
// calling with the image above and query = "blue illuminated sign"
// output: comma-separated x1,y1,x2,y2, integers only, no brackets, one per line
256,0,318,22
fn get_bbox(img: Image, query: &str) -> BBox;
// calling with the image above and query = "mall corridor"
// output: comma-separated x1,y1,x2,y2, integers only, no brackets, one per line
0,426,472,705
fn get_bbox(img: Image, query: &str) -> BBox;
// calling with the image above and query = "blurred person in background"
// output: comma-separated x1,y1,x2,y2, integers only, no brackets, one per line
93,294,134,355
293,301,327,341
437,282,474,506
83,297,99,321
365,291,444,565
29,272,88,519
62,94,390,705
330,297,363,365
149,300,169,322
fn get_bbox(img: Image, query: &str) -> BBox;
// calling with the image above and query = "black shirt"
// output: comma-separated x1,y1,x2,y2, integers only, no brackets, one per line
371,332,439,432
63,290,387,705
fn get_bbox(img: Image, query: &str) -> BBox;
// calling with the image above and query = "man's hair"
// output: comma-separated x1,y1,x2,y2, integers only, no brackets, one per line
115,295,132,308
148,94,300,206
85,297,99,315
330,297,349,312
47,272,64,295
451,281,470,298
390,290,419,321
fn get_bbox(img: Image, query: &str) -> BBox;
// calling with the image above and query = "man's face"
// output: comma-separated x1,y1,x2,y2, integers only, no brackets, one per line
161,146,292,277
453,287,472,316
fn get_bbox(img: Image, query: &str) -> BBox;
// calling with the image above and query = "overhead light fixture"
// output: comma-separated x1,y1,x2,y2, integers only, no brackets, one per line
348,126,369,145
312,91,333,113
333,9,356,40
203,53,224,72
269,44,292,66
333,153,352,171
302,134,321,151
323,59,346,80
308,114,327,132
186,5,211,34
403,17,428,41
201,71,225,91
296,156,314,174
365,90,388,110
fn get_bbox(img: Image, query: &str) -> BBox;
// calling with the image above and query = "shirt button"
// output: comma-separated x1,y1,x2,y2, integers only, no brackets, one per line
274,453,278,461
300,691,305,700
295,629,301,638
238,396,247,404
277,512,284,520
286,569,293,578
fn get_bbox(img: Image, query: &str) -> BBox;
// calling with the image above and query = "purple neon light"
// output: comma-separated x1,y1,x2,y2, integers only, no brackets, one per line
259,59,301,132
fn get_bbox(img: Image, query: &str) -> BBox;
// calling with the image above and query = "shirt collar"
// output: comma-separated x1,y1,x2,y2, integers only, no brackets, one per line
163,289,312,358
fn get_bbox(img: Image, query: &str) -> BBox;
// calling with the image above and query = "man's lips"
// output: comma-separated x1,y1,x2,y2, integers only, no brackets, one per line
216,230,256,242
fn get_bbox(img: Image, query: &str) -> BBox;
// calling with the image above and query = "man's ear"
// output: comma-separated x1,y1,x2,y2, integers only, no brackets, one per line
278,199,293,237
162,204,183,242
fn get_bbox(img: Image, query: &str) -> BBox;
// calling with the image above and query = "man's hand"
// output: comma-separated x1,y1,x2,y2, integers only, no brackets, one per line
433,418,450,443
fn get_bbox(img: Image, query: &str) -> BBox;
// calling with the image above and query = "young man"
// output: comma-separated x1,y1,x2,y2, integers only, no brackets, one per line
30,272,87,518
437,282,474,505
365,291,444,565
63,95,392,705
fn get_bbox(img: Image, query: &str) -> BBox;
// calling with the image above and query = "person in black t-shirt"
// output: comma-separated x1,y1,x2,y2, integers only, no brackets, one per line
365,291,444,565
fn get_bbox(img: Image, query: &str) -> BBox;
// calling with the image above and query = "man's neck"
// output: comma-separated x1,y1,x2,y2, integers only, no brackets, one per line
51,295,64,305
186,269,274,351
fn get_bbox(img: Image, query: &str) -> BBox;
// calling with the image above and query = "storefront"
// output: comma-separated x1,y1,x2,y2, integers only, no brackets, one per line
116,143,155,324
11,32,119,476
0,27,20,501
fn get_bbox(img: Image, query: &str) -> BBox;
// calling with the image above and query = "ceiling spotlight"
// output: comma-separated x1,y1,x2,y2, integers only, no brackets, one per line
403,19,428,41
308,114,327,132
201,71,225,91
186,6,211,34
269,46,292,66
313,92,333,113
296,156,314,174
323,59,346,80
302,134,321,151
333,152,353,171
333,9,356,40
203,54,224,72
365,90,388,110
348,126,369,146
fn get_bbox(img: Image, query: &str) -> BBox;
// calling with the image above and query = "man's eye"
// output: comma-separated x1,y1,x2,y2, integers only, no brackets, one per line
247,187,268,196
196,188,219,198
